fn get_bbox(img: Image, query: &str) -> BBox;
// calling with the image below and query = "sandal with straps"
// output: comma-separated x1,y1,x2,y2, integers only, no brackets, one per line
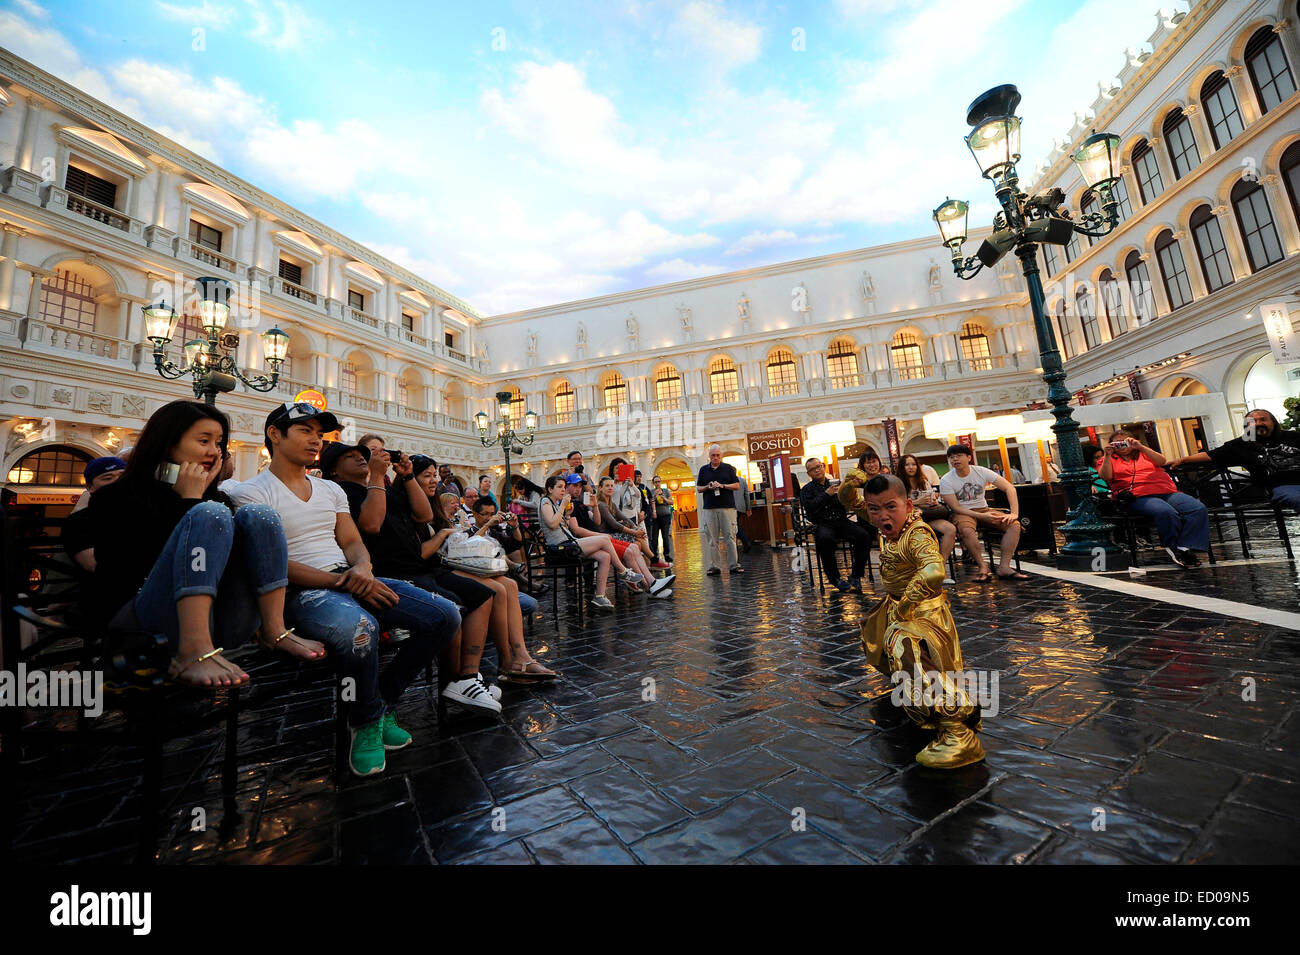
168,647,250,688
258,627,326,661
504,659,558,682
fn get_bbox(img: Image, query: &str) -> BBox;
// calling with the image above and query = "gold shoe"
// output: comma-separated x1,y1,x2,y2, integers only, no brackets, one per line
916,720,986,770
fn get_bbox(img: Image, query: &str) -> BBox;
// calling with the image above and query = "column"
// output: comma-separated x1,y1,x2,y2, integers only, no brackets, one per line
1224,66,1257,126
1176,230,1208,299
152,165,172,226
1147,135,1176,197
385,280,399,325
1142,252,1171,317
25,268,53,322
16,95,41,171
0,224,23,311
1181,104,1212,162
1212,203,1251,283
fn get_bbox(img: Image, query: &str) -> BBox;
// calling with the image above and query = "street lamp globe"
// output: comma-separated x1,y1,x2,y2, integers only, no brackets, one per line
183,339,208,368
1071,131,1122,189
933,198,970,251
474,411,490,435
144,303,177,345
964,84,1022,181
196,276,231,335
261,326,289,366
525,409,538,431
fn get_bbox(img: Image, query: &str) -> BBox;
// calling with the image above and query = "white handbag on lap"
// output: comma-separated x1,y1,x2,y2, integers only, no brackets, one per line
440,530,509,576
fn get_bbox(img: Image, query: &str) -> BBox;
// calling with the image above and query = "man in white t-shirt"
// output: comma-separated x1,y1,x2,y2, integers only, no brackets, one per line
938,444,1027,581
227,400,461,778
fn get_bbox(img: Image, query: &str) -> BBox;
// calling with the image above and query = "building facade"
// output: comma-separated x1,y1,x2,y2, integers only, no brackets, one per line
3,0,1299,508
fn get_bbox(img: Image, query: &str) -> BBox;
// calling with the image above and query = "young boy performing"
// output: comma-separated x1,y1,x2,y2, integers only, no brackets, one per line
840,470,986,769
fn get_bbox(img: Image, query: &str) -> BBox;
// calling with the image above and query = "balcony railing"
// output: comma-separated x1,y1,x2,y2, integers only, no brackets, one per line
403,330,428,347
447,348,468,363
768,381,800,397
281,279,318,305
274,376,314,396
192,244,238,273
710,390,739,405
341,392,379,413
892,364,932,382
65,193,130,232
25,320,130,361
349,308,379,328
401,406,431,423
828,373,862,390
651,397,682,412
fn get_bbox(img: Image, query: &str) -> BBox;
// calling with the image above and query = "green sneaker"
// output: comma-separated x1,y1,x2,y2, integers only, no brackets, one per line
349,720,386,777
381,711,412,751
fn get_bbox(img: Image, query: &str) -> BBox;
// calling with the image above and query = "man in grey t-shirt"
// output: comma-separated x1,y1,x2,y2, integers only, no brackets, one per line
937,444,1027,581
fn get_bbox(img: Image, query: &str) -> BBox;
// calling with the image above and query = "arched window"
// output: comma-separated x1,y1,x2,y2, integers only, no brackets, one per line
1245,26,1296,115
959,322,992,371
1076,286,1100,350
890,332,925,380
1201,71,1244,148
1189,205,1235,293
1111,174,1134,221
1162,108,1201,179
601,372,627,416
1080,191,1100,246
40,268,98,331
1281,140,1300,229
503,386,526,422
654,365,682,410
826,339,861,388
1098,269,1127,338
396,376,409,407
552,380,576,423
1232,178,1285,271
1125,250,1157,326
1042,243,1061,277
1064,227,1081,264
1054,301,1078,359
6,445,93,486
766,347,799,397
709,356,739,404
1132,140,1164,203
1154,230,1193,310
340,360,359,395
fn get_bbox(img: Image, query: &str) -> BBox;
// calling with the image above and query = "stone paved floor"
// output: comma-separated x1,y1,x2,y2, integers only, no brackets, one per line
9,532,1300,865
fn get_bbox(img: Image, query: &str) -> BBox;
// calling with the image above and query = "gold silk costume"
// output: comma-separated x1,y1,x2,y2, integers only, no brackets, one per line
841,470,985,769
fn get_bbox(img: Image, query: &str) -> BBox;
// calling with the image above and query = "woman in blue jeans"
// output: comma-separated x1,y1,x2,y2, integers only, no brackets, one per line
1099,432,1209,567
89,401,323,687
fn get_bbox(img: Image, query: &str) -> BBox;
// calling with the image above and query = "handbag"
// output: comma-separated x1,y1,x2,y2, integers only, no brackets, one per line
440,530,509,576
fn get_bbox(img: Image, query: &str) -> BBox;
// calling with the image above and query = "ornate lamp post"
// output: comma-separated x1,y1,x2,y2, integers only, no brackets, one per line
475,390,538,489
933,84,1125,570
143,276,288,406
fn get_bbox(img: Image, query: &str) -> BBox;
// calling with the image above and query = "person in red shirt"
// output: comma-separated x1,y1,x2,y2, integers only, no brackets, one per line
1099,432,1208,567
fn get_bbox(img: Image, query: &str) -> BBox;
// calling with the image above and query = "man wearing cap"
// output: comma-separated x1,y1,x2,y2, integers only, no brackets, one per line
64,456,127,572
227,401,460,777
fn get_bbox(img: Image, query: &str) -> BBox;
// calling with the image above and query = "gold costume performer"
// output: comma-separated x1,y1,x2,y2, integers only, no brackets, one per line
839,469,985,769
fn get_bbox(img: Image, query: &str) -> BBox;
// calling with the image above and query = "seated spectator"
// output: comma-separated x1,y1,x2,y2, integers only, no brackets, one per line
64,456,127,572
458,486,479,526
596,476,675,596
1080,443,1111,495
88,400,319,689
538,474,638,610
436,464,465,498
321,444,504,711
857,449,884,478
565,449,598,499
477,474,498,508
228,400,460,776
470,495,526,565
798,456,872,593
1099,431,1208,568
1170,409,1300,511
938,444,1028,581
427,492,556,685
896,453,956,582
510,476,544,515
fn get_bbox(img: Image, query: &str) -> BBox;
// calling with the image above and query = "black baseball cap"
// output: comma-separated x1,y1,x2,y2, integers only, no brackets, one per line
318,441,369,477
265,400,340,436
410,454,437,478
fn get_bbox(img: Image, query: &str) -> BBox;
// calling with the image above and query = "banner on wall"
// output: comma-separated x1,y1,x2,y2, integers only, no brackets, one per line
746,428,804,461
1261,302,1298,365
882,418,901,470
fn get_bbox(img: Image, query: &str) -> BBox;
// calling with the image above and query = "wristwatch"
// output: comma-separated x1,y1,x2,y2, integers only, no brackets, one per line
397,472,414,483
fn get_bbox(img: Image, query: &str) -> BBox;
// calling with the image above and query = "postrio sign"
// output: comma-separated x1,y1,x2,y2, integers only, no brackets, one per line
747,428,804,460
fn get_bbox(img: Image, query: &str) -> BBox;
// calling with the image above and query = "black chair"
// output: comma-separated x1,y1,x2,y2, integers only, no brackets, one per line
789,496,875,592
1175,465,1292,560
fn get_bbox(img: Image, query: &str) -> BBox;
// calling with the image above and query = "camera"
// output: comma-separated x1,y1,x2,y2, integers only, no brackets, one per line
574,464,584,474
388,450,403,461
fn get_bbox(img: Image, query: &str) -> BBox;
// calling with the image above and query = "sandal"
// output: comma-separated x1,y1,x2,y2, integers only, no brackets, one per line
996,571,1031,581
970,572,995,583
168,647,249,688
259,627,326,661
506,660,558,681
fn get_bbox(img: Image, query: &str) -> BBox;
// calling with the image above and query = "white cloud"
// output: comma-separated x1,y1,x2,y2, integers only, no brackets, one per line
14,0,49,19
667,1,762,71
0,5,113,101
725,229,841,256
154,0,237,28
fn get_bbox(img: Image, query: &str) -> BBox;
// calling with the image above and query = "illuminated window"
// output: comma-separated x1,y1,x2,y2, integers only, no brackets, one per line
341,360,358,394
826,340,860,388
602,372,627,415
40,269,98,331
766,347,799,396
553,380,576,423
709,357,739,403
959,322,992,370
6,446,92,486
890,332,925,380
654,366,682,409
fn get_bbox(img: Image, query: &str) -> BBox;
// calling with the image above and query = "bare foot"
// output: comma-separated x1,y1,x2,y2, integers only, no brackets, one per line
261,628,326,661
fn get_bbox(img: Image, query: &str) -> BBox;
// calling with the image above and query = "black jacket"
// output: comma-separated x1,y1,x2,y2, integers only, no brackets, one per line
799,476,847,525
87,475,232,631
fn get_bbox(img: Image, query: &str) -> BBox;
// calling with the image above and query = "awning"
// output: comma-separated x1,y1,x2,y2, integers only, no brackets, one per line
7,486,83,505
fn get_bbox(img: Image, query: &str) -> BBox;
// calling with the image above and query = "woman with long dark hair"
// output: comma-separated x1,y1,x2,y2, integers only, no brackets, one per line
896,453,957,578
89,400,320,687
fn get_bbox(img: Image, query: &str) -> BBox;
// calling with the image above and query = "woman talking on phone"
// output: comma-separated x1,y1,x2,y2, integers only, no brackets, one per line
1097,431,1209,568
88,400,319,687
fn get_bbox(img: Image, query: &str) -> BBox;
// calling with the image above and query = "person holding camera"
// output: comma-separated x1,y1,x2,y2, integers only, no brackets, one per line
1099,431,1208,567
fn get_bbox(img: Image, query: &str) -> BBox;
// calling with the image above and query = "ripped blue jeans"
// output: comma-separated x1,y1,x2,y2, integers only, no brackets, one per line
285,576,460,726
